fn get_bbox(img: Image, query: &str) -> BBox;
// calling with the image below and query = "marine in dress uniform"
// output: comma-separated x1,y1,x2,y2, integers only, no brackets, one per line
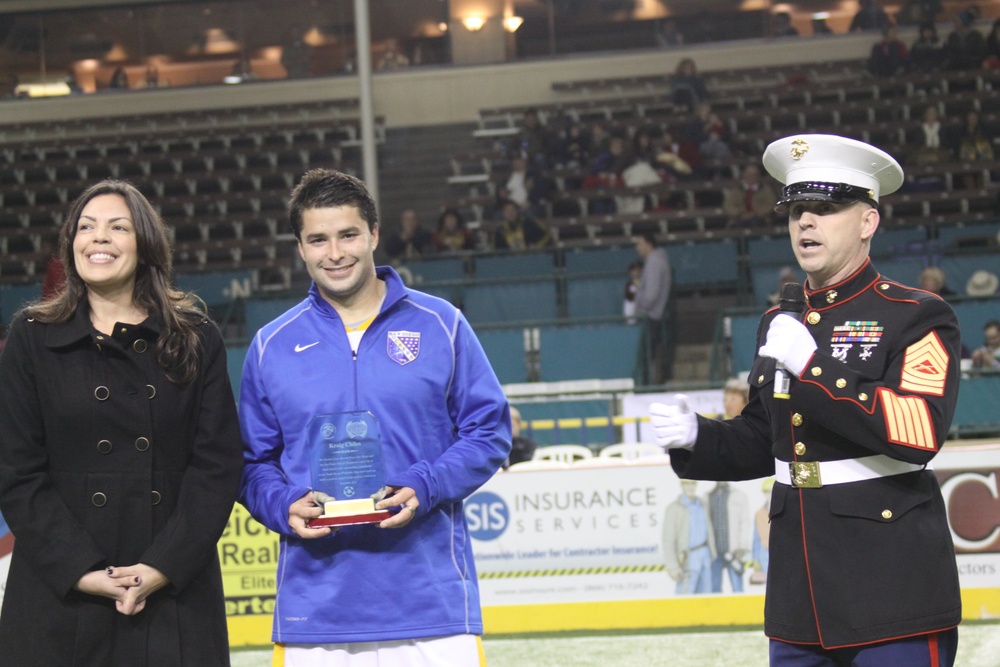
648,135,961,666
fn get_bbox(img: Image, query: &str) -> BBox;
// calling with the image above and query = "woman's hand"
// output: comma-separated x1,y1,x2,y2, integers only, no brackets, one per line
105,564,170,615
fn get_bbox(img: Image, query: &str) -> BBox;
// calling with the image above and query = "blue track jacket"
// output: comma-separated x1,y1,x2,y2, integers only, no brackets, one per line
239,266,511,644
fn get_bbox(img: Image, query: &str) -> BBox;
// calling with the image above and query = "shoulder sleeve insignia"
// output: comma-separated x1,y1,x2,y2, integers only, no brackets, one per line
877,388,937,451
899,331,948,397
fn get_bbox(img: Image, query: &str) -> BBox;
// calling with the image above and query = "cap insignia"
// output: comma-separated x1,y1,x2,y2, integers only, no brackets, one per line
790,139,809,160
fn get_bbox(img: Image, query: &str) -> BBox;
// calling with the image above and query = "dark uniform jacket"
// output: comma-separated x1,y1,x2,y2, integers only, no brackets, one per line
670,260,961,648
0,306,244,666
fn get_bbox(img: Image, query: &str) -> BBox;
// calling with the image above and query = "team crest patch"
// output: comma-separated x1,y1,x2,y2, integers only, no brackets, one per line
387,330,420,366
899,331,948,397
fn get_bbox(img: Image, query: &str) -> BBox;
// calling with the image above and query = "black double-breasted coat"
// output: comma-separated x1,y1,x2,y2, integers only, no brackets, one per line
0,305,244,666
670,260,962,648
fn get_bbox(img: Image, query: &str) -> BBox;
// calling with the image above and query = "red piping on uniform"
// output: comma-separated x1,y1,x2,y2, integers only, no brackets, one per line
798,486,825,646
928,631,940,667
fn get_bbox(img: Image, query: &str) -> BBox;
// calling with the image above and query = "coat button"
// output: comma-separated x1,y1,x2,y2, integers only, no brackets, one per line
794,442,806,456
836,378,847,388
146,384,157,399
792,413,803,427
810,367,822,376
882,509,893,519
97,439,112,454
133,339,148,353
757,375,764,384
807,312,821,325
94,386,110,401
859,392,869,401
92,492,107,507
151,490,162,505
135,437,150,452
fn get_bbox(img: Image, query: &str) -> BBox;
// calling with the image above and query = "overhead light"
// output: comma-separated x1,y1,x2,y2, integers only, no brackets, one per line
462,16,486,32
503,16,524,33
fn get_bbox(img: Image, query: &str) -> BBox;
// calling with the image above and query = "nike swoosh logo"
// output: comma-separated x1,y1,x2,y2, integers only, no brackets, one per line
294,342,319,352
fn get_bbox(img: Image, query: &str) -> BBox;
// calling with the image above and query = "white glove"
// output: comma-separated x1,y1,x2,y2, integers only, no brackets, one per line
649,395,698,450
758,313,817,377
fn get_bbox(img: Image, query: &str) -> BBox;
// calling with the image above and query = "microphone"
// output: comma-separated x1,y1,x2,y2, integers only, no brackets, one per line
773,281,806,399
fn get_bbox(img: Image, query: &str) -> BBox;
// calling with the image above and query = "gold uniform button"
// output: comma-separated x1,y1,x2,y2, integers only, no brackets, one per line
92,492,107,507
859,392,869,401
880,283,890,290
836,378,847,388
135,437,150,452
792,413,803,427
881,509,893,519
133,339,148,353
94,386,110,401
757,375,764,384
811,367,822,377
97,439,112,454
794,442,806,456
807,312,821,325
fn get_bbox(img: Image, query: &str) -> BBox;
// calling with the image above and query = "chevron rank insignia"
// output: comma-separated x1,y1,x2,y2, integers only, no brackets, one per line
878,388,937,450
387,330,420,366
899,331,948,397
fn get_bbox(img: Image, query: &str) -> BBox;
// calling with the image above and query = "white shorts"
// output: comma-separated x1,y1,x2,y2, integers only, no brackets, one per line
274,634,486,667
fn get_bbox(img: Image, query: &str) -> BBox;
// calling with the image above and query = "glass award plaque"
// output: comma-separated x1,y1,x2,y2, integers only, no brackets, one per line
307,411,392,527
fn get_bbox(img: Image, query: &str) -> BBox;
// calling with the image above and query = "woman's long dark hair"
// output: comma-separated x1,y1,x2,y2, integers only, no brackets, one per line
24,180,205,384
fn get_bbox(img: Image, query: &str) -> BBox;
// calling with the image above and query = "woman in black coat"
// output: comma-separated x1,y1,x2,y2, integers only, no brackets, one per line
0,180,244,665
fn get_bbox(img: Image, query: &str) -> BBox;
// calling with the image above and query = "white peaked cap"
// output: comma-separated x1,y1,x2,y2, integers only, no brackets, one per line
762,134,904,206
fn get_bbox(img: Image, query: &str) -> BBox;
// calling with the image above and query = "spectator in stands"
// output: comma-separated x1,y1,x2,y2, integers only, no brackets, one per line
984,18,1000,67
944,9,986,70
500,154,553,216
517,108,554,170
669,58,709,111
654,130,694,182
910,22,944,72
955,110,994,163
432,208,475,253
108,66,129,89
585,134,633,214
633,231,674,384
282,28,312,78
966,269,999,298
811,15,834,35
911,104,952,165
619,151,664,214
144,65,160,89
971,319,1000,369
384,209,433,261
898,0,943,25
663,479,715,594
849,0,892,33
376,37,411,70
0,180,243,665
722,377,750,420
502,406,538,469
493,199,551,251
724,164,778,229
867,25,909,77
552,118,592,173
918,266,957,300
654,18,685,47
767,267,800,307
699,128,734,168
770,12,800,38
624,260,643,324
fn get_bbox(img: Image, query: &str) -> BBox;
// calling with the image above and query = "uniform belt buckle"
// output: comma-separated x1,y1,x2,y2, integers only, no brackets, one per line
790,461,822,488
